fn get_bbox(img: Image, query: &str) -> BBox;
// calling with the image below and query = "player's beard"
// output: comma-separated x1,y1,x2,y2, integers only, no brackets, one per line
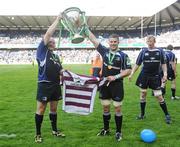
110,45,118,51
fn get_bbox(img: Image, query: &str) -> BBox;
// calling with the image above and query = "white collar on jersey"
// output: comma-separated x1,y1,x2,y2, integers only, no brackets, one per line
109,49,120,54
147,47,159,51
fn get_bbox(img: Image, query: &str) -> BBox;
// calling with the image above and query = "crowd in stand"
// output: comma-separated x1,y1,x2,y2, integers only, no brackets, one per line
0,50,35,64
0,25,180,64
0,25,180,45
0,49,94,64
2,49,179,64
0,48,143,64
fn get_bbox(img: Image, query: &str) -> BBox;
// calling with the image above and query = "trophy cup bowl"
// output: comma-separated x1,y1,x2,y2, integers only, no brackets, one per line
61,7,87,44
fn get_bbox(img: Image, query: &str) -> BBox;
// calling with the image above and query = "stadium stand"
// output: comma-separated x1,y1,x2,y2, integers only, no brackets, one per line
0,26,180,64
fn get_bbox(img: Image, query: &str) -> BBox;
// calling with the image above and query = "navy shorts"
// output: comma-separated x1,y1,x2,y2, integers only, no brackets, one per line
99,81,124,102
136,73,161,90
167,69,175,81
36,82,62,102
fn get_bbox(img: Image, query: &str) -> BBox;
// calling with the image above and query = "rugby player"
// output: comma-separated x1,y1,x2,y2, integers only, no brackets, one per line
129,35,171,124
86,30,131,141
161,44,179,100
35,13,65,143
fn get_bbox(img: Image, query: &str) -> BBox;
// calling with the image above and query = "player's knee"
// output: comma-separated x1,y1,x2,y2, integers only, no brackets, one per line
113,101,122,107
101,99,111,106
153,90,162,96
140,98,146,102
36,102,46,115
103,106,110,113
158,97,164,103
114,106,121,113
155,94,164,102
171,86,176,89
50,106,57,113
171,83,176,89
37,107,46,115
140,89,147,97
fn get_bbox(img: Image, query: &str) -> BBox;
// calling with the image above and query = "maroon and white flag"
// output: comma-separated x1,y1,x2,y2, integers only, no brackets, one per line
62,70,104,115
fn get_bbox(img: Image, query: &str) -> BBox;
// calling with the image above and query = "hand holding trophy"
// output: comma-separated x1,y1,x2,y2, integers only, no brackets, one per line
60,7,88,44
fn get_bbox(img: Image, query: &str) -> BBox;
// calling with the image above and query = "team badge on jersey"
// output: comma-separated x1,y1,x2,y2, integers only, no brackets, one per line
156,52,160,56
145,53,149,56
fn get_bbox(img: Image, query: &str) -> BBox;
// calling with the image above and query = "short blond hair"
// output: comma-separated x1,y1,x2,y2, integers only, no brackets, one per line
146,35,156,42
109,34,119,41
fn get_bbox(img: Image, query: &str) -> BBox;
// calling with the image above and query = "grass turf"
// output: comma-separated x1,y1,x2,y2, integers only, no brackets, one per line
0,64,180,147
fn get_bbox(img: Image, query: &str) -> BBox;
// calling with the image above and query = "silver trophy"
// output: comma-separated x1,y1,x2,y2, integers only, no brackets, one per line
61,7,87,44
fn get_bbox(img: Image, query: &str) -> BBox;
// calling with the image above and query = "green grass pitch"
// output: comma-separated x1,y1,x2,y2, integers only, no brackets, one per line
0,64,180,147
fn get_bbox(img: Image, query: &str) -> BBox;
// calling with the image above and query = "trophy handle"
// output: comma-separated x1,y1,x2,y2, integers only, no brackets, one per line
81,11,87,25
63,7,81,14
61,13,75,35
79,12,89,37
57,22,62,49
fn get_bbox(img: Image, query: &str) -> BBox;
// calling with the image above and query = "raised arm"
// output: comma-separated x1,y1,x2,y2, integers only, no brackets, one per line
43,13,62,45
85,29,100,49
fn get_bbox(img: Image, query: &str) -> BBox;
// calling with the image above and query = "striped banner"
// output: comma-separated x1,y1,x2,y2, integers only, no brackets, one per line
62,71,101,115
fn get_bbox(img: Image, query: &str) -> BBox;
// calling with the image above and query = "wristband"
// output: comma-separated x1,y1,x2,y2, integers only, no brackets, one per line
114,74,121,80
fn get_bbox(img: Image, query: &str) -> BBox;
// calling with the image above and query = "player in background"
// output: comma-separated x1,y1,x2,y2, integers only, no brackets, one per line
129,35,171,124
161,44,179,100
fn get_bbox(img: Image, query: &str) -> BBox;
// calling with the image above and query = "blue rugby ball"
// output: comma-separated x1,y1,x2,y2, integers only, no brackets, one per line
140,129,156,143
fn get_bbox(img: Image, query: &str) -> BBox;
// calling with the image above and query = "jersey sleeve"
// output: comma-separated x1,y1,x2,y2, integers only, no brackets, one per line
136,50,144,65
97,43,109,57
36,40,48,60
171,53,175,62
160,49,166,64
122,54,132,70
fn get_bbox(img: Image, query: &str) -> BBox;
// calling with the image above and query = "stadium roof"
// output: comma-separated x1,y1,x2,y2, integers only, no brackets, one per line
0,0,179,30
0,0,177,16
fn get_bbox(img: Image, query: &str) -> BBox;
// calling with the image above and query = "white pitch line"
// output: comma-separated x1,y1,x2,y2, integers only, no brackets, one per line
0,134,16,138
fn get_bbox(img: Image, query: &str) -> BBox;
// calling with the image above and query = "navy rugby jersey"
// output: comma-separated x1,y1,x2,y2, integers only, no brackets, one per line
97,43,131,79
165,50,175,70
36,40,62,83
136,48,166,76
